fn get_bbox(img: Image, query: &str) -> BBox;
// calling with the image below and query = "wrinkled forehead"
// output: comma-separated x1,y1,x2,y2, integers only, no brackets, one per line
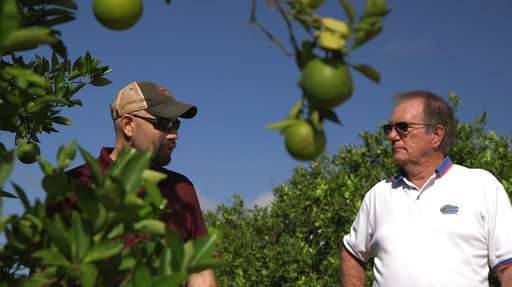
391,98,425,121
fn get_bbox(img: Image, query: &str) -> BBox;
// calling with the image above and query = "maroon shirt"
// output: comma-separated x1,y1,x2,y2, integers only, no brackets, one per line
66,147,207,241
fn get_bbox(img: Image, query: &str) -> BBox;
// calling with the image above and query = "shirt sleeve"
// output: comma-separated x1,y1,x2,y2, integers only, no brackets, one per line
487,176,512,272
343,187,376,263
190,184,208,238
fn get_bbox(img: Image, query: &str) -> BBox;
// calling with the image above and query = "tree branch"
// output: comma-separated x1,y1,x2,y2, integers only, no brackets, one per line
249,0,294,57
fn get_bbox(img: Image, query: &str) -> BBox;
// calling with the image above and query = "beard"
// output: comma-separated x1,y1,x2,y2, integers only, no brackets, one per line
152,142,172,167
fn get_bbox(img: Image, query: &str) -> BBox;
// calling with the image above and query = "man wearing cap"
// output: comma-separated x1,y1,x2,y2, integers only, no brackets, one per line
67,81,216,286
340,91,512,286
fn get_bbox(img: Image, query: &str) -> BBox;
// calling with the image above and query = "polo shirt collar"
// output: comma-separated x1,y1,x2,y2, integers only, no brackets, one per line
392,156,453,184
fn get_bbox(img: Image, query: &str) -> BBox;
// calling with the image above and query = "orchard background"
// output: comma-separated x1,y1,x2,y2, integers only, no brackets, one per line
1,0,511,286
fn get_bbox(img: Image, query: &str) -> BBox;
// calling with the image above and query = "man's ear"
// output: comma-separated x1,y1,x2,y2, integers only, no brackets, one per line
432,125,445,149
120,115,135,138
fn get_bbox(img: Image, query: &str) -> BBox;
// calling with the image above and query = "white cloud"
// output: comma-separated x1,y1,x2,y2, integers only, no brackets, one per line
198,195,219,211
251,192,274,207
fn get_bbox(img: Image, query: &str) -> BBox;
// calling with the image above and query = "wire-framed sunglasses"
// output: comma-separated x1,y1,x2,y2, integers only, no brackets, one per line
382,121,433,136
130,114,181,132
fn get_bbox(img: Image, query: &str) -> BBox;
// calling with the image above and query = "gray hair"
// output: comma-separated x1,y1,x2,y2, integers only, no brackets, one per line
394,90,456,155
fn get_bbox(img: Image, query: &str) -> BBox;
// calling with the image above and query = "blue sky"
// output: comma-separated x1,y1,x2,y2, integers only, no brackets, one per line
1,0,511,215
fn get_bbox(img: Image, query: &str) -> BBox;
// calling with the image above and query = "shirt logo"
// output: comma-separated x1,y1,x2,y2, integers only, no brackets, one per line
440,204,459,215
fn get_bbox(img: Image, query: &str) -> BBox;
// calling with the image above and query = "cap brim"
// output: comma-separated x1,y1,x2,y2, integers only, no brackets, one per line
147,98,197,119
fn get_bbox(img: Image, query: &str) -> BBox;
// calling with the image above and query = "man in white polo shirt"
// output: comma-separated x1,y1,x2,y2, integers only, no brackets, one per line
340,91,512,286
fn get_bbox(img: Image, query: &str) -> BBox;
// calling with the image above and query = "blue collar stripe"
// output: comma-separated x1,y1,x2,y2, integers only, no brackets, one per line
435,156,453,177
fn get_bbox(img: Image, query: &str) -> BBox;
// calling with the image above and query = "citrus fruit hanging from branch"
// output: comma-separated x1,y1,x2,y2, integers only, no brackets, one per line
255,0,390,161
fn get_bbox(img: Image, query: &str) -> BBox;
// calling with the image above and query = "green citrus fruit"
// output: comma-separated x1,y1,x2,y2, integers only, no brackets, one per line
93,0,143,31
16,142,40,164
284,120,326,161
301,58,353,109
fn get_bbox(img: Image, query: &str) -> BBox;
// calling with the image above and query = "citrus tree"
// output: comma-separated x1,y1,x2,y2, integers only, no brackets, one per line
0,0,218,286
205,96,512,286
258,0,390,160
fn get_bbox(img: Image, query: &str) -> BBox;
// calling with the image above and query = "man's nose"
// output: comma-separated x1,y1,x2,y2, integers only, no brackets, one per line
165,130,178,140
387,127,400,141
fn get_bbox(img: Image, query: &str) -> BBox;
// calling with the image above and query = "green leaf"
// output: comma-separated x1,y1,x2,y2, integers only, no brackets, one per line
92,204,108,233
265,119,296,130
363,0,390,18
338,0,356,25
351,63,381,83
52,116,73,126
108,148,137,177
38,157,54,175
83,239,123,263
119,150,152,195
0,190,16,198
73,183,99,222
0,0,20,42
351,20,383,50
151,272,188,287
119,256,137,271
159,247,172,276
189,231,219,269
91,77,112,86
309,110,323,132
46,0,79,10
142,169,167,184
79,264,98,287
32,249,71,267
181,241,195,272
134,219,166,235
319,108,342,125
79,147,103,185
167,231,184,272
42,173,71,206
187,258,223,274
57,140,77,169
4,66,45,86
287,98,303,120
12,182,30,210
133,263,152,287
45,215,71,257
143,178,163,207
107,223,125,239
0,27,57,54
71,211,90,260
0,151,15,188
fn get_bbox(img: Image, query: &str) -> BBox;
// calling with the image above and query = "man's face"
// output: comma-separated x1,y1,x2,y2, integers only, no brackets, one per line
130,110,179,167
387,98,435,167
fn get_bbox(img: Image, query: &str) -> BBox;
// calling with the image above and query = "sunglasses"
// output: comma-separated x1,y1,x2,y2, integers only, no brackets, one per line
130,114,181,132
382,121,432,136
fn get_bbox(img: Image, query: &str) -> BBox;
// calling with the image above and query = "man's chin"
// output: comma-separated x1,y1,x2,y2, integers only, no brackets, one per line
152,154,171,167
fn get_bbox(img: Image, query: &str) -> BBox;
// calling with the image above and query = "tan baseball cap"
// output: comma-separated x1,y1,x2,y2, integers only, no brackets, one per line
110,81,197,120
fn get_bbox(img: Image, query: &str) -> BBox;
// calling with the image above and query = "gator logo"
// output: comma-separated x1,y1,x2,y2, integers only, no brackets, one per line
440,204,459,215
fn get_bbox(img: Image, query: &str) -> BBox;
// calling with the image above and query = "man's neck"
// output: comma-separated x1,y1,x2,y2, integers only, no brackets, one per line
402,154,444,189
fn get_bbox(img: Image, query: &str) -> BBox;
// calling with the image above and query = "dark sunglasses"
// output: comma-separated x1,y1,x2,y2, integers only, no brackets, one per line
130,114,181,132
382,121,432,136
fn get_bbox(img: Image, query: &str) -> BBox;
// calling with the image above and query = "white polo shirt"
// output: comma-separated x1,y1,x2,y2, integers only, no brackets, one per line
343,158,512,287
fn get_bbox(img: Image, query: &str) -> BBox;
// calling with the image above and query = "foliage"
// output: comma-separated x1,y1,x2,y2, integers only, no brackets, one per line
259,0,390,160
1,0,218,286
0,144,219,286
0,0,112,147
206,99,512,286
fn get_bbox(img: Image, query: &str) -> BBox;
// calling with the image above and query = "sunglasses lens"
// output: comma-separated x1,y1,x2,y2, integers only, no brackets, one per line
383,124,392,134
395,122,409,133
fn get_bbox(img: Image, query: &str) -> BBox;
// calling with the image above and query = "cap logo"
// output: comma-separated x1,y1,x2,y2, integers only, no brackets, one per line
158,87,170,96
440,204,459,215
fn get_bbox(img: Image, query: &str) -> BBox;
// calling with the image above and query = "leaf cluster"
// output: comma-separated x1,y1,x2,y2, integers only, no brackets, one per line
0,143,220,286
